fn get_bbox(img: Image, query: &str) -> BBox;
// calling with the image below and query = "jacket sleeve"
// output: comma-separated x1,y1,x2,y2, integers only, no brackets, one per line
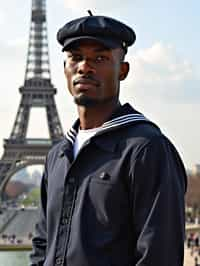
29,158,48,266
130,136,187,266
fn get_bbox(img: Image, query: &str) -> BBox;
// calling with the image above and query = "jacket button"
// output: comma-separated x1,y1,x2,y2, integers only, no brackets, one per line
99,172,110,180
55,257,64,265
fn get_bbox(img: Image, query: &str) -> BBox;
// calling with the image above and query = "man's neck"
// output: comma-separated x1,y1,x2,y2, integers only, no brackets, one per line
77,102,120,130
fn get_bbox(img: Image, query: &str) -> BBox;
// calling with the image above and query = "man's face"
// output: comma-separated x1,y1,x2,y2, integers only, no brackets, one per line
64,40,129,107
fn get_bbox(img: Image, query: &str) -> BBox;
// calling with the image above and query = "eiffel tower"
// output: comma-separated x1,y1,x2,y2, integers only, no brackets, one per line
0,0,64,195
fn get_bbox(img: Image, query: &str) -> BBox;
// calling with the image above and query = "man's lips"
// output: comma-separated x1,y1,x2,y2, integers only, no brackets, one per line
73,78,100,87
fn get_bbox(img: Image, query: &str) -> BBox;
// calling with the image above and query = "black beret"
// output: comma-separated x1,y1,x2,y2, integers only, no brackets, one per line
57,15,136,53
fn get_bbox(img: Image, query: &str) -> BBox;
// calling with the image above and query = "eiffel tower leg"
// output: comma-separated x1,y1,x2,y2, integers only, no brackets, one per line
0,151,19,199
10,96,30,140
0,160,13,189
46,96,64,141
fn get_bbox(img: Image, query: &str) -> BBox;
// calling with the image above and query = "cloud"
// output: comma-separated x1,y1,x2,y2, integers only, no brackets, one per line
122,42,200,104
0,10,5,25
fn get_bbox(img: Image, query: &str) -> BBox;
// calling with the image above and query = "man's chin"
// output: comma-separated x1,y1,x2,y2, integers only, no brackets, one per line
74,95,118,108
74,95,99,107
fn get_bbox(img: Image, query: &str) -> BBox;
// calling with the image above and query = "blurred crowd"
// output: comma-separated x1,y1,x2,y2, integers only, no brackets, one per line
0,232,33,245
186,232,200,266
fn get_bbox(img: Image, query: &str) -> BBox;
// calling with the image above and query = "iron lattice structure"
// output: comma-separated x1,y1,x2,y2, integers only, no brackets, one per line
0,0,64,194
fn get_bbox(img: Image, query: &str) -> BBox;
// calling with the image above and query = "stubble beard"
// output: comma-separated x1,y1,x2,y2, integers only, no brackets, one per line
74,94,119,108
74,95,100,107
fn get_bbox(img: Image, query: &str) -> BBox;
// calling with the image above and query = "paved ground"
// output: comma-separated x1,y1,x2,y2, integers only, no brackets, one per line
184,246,199,266
0,240,197,264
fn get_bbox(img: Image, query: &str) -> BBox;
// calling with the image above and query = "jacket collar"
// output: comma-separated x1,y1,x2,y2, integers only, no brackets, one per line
59,103,158,155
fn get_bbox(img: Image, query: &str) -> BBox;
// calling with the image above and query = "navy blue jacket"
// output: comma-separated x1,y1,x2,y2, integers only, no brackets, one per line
30,103,187,266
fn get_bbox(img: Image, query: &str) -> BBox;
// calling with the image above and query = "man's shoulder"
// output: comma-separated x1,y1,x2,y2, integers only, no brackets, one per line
117,120,163,151
125,120,162,139
108,102,162,139
103,102,165,149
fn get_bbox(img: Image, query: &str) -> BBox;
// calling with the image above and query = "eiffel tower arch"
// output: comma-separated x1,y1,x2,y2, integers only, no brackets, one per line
0,0,64,196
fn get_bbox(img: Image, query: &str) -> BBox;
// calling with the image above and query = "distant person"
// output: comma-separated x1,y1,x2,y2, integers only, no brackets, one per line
195,256,199,266
195,233,200,248
28,232,33,240
30,13,187,266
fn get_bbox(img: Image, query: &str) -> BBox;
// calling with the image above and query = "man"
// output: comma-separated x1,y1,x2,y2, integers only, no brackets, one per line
30,14,187,266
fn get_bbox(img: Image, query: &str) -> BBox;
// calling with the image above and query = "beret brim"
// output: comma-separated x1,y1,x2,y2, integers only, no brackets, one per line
62,36,123,51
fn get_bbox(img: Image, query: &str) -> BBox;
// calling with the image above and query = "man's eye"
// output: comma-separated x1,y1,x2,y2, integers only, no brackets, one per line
95,55,108,63
70,54,82,61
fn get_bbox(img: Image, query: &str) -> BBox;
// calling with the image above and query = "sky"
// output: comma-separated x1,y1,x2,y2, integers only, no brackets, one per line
0,0,199,170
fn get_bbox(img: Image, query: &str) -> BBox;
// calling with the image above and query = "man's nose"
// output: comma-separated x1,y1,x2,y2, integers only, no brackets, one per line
77,59,96,75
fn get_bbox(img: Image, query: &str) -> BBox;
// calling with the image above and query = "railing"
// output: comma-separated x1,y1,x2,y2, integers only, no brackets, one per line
4,139,52,146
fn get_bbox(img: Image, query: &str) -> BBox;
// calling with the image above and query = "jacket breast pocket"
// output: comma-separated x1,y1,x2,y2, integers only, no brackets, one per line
88,176,128,228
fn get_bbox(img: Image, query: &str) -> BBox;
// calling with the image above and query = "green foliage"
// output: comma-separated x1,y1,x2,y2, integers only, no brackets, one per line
21,187,40,206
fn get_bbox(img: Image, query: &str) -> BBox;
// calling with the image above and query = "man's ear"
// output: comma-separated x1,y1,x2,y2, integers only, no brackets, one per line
119,62,129,81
